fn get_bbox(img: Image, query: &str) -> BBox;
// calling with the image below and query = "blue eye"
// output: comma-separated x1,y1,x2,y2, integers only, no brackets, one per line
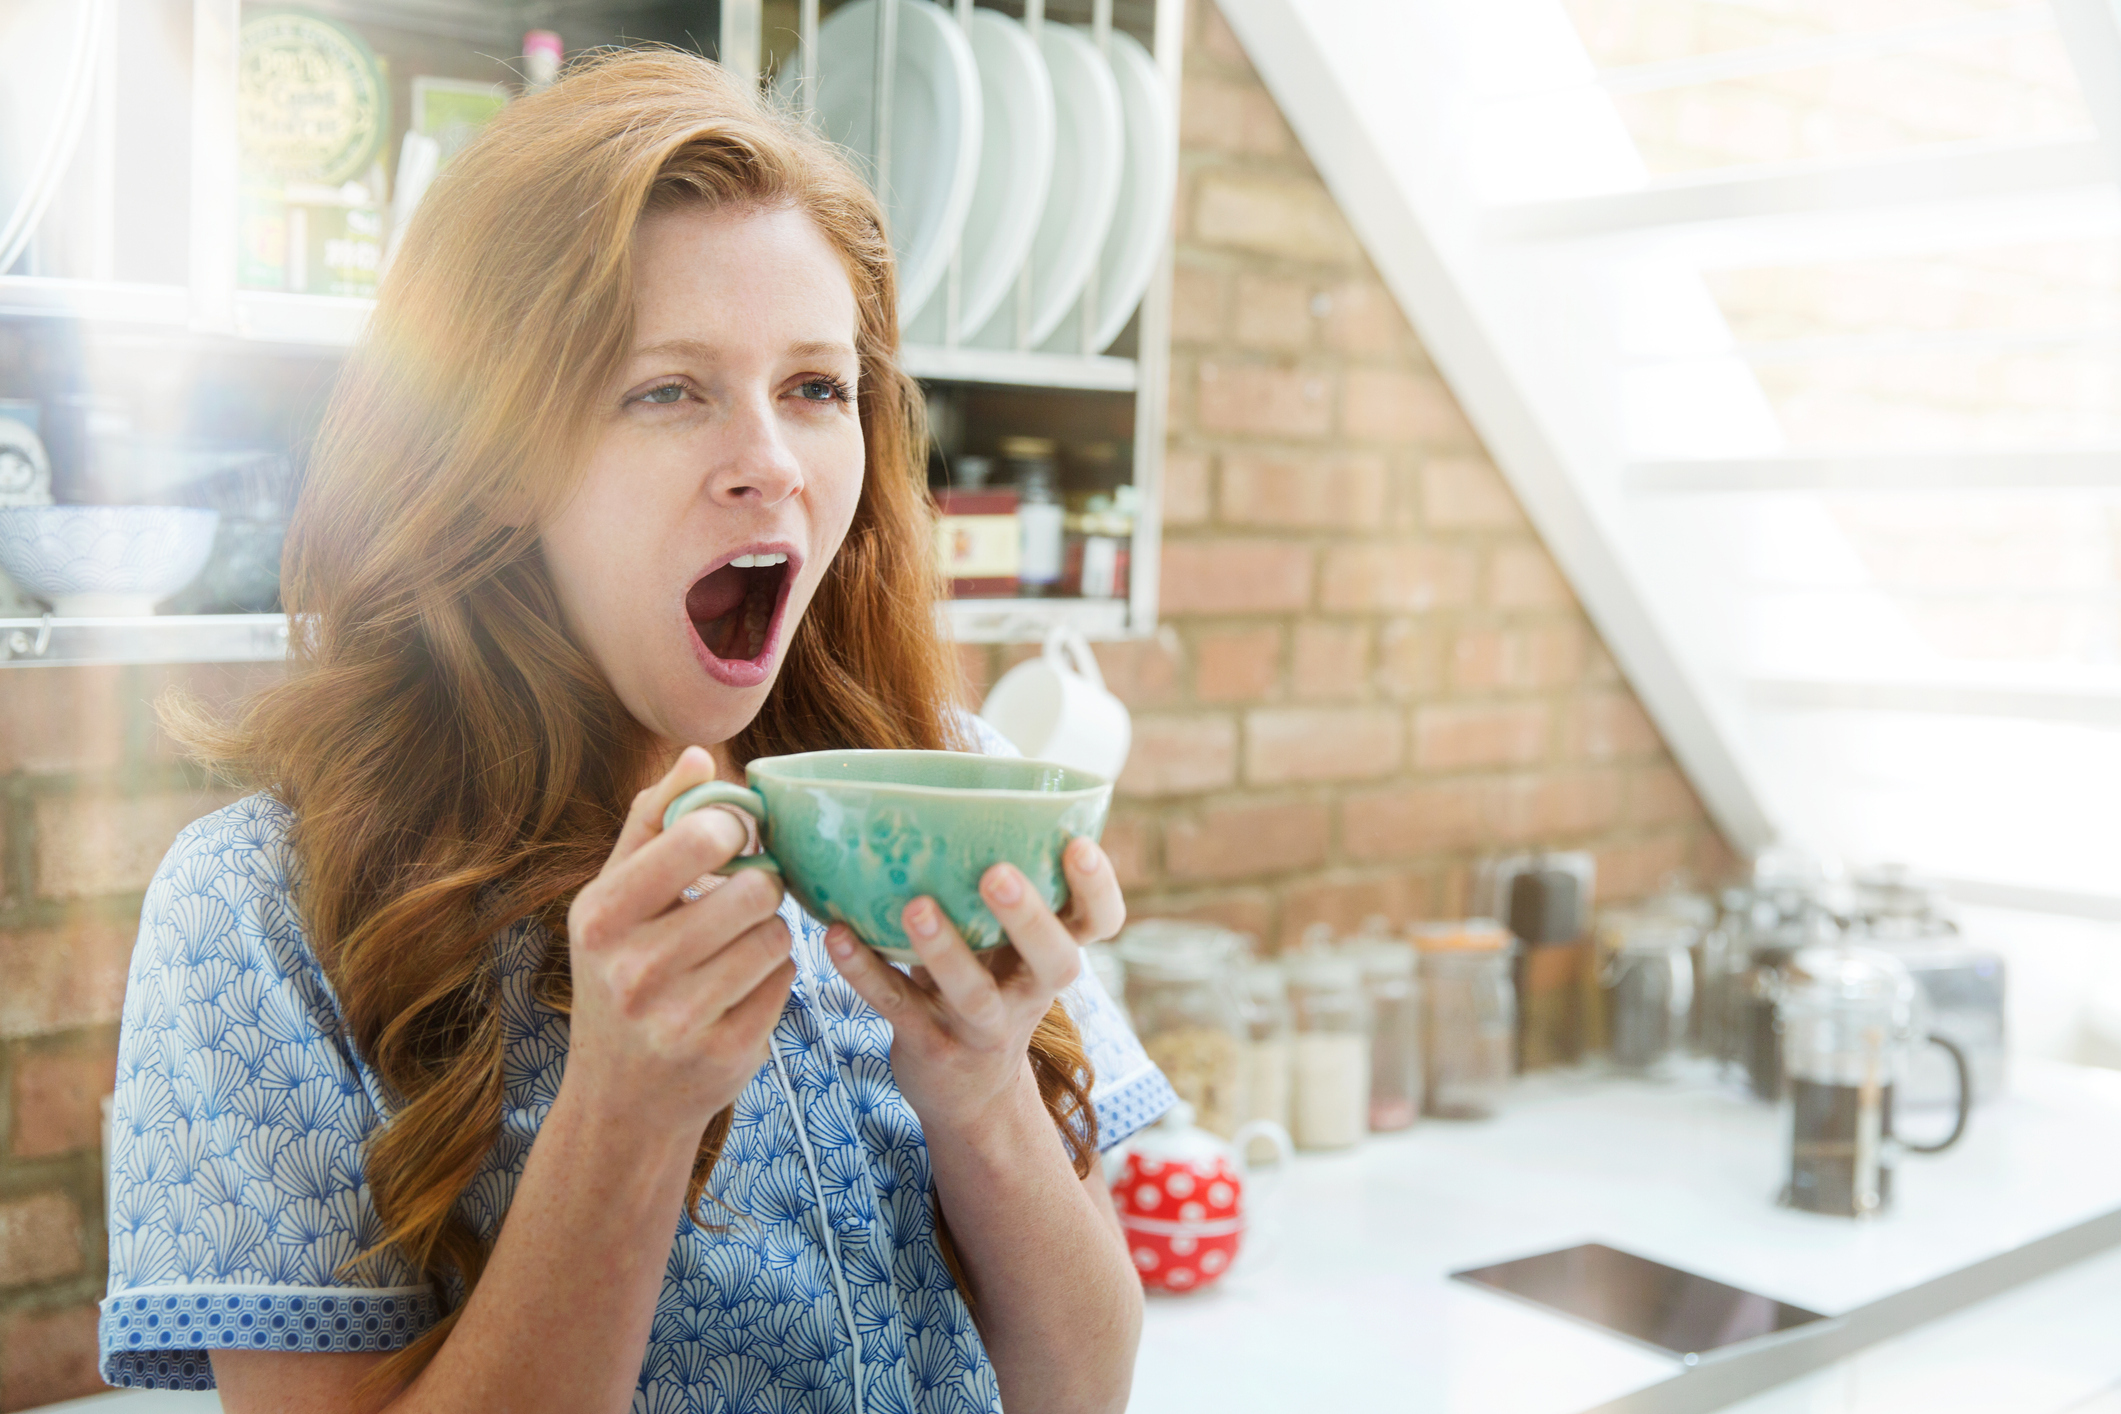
797,377,851,403
639,383,686,405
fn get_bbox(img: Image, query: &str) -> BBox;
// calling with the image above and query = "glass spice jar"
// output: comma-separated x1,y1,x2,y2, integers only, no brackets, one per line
1285,949,1369,1150
1355,941,1422,1132
1412,920,1515,1120
1236,961,1292,1140
1114,920,1250,1139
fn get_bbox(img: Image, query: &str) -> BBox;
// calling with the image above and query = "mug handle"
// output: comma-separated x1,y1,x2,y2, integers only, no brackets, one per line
1045,624,1109,692
662,782,782,877
1902,1032,1972,1154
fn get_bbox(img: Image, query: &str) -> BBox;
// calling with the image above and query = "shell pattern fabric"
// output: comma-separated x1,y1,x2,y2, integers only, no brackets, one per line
100,788,1175,1411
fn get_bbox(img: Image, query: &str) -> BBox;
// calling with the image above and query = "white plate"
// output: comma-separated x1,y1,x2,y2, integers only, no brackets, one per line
779,0,981,327
0,0,104,272
967,21,1121,351
904,8,1053,345
1042,28,1175,355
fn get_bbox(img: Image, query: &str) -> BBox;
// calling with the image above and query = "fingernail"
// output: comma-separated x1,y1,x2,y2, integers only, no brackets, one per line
986,867,1024,906
826,926,855,959
1073,839,1105,872
905,899,941,939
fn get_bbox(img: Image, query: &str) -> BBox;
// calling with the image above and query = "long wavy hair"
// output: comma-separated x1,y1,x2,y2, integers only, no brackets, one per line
179,48,1096,1386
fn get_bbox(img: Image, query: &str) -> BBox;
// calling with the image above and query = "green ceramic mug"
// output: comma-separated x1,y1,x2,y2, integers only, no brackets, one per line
662,749,1113,962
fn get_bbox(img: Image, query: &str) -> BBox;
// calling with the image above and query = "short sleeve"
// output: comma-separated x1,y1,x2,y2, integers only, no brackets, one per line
100,796,439,1391
1061,959,1178,1151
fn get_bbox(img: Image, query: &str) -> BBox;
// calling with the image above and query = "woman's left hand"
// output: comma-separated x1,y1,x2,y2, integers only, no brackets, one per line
823,836,1125,1131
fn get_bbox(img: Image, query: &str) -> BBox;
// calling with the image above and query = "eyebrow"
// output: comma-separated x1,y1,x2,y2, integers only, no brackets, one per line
628,337,858,364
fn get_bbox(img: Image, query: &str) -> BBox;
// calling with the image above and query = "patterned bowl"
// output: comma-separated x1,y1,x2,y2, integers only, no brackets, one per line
0,505,220,616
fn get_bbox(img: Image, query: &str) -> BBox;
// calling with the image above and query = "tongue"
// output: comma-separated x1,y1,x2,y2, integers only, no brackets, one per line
686,565,746,628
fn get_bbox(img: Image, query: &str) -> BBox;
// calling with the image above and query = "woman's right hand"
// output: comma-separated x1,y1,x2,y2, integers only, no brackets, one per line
562,746,796,1137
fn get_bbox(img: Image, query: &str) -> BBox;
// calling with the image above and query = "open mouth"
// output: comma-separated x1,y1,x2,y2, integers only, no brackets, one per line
685,550,794,684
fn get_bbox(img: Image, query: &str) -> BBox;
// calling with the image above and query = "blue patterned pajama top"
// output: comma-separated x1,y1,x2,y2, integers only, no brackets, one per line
100,785,1175,1411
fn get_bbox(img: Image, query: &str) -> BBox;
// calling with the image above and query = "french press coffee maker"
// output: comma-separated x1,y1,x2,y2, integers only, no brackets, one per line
1777,946,1973,1217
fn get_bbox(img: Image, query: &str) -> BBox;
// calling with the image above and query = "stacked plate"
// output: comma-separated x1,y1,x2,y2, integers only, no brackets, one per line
782,0,1175,355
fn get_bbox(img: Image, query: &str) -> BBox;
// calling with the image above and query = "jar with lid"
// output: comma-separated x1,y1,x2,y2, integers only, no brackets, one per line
1000,435,1063,597
1114,921,1249,1139
1412,920,1515,1119
1235,962,1292,1146
1595,910,1696,1075
1354,940,1422,1131
1284,950,1369,1150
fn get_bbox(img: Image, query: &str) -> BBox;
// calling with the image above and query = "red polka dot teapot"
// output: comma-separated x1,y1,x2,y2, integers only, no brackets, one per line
1113,1101,1292,1293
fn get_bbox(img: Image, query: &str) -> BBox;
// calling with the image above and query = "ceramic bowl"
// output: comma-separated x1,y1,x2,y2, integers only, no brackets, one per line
665,748,1112,961
0,505,220,615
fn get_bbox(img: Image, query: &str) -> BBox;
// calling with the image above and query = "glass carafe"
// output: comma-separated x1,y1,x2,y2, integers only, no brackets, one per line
1597,910,1696,1075
1777,946,1973,1217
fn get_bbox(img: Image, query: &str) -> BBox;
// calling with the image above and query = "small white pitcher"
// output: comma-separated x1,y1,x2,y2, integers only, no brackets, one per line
978,625,1132,781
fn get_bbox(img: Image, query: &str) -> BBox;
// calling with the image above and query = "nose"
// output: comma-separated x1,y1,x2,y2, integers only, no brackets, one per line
706,389,805,508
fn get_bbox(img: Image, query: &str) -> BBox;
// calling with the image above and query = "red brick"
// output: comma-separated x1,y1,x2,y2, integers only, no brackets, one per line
1450,623,1586,693
1246,708,1402,785
1165,800,1331,882
1422,456,1526,531
0,666,127,775
1596,834,1695,903
1160,540,1312,615
1233,273,1315,350
1127,890,1274,945
1376,619,1443,699
11,1041,118,1160
1170,264,1225,344
1692,830,1742,889
1118,715,1239,798
142,661,287,764
1489,543,1574,610
1197,363,1334,439
1631,763,1704,827
1585,640,1622,685
1291,623,1369,700
1320,280,1405,357
1343,781,1488,859
1564,692,1663,761
1193,174,1361,264
1219,453,1388,529
1093,633,1185,710
1162,450,1212,526
33,788,238,902
0,1193,82,1286
1342,370,1477,445
1318,544,1476,612
1194,626,1282,702
1280,873,1429,941
1413,702,1551,770
1200,1,1254,70
0,916,135,1041
1098,814,1154,891
0,1304,103,1410
955,643,995,701
1487,769,1625,843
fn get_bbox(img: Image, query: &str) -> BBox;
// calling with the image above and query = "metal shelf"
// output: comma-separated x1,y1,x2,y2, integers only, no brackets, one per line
0,614,290,668
944,596,1131,643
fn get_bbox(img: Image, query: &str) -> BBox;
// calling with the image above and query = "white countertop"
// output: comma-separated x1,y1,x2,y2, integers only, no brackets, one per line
1131,1058,2121,1414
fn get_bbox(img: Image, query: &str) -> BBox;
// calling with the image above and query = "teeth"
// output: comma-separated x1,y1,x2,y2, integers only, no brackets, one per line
727,552,788,569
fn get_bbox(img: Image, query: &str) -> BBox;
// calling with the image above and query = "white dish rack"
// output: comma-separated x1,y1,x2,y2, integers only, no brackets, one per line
0,0,1187,665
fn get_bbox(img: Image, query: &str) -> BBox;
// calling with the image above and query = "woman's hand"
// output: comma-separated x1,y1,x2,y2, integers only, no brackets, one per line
824,836,1125,1130
563,746,797,1137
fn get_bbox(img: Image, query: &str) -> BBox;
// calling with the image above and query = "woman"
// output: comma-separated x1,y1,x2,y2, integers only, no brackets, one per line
99,49,1172,1414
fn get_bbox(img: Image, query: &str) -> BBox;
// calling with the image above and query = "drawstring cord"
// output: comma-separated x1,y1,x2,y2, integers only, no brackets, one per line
768,1039,867,1414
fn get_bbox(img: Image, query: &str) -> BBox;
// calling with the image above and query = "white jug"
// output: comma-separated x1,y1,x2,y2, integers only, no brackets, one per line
978,626,1131,781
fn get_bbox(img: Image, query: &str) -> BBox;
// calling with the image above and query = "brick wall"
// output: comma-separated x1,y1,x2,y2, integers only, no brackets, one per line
959,1,1735,947
0,665,262,1410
